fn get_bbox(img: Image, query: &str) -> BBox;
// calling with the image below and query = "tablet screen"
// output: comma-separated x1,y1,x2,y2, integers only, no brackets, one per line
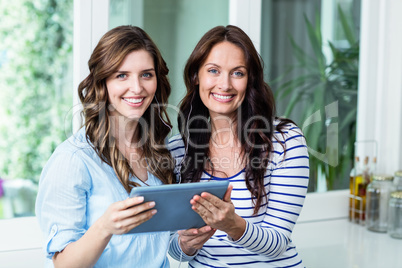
127,180,229,234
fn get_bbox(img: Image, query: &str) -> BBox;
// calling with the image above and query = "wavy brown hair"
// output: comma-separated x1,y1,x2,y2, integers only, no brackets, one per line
179,25,294,214
78,26,175,192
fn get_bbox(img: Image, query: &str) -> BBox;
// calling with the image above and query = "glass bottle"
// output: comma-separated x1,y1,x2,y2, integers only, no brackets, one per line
355,156,371,223
366,174,394,232
388,191,402,239
349,157,364,222
349,157,359,221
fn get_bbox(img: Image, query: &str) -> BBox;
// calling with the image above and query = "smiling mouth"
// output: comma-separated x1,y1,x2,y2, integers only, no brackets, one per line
211,93,234,100
123,98,144,104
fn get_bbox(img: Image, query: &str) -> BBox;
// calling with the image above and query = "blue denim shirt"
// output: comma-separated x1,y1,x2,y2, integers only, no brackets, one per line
35,128,170,267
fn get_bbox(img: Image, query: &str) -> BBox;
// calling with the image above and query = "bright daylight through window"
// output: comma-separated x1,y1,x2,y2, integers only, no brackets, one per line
0,0,73,219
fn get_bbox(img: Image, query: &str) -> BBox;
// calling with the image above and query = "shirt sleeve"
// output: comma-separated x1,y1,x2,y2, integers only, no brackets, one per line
230,127,309,258
35,147,92,259
168,232,198,262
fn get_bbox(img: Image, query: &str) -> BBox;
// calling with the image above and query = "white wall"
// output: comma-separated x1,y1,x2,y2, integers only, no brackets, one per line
356,0,402,175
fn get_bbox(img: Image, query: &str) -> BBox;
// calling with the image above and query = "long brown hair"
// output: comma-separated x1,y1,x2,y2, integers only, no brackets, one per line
179,25,292,214
78,25,175,192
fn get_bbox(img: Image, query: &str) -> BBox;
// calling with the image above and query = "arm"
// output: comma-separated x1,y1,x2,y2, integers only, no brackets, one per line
190,130,309,257
36,149,156,267
53,197,155,267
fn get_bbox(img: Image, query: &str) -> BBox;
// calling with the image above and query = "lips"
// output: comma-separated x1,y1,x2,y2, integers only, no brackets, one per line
122,97,145,107
211,93,235,102
123,97,144,104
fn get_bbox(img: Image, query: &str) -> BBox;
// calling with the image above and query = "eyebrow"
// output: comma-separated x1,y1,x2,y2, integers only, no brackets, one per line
204,63,247,69
142,68,156,72
116,68,156,73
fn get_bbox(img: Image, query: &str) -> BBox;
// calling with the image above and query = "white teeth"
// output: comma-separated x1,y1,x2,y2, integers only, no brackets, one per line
212,93,233,100
124,98,144,104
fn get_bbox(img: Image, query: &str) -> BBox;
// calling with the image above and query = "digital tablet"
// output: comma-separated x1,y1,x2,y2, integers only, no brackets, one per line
127,180,229,234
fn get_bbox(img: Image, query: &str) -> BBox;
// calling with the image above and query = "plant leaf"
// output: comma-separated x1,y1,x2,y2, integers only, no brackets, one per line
303,14,326,76
339,107,357,131
338,4,356,45
289,37,316,67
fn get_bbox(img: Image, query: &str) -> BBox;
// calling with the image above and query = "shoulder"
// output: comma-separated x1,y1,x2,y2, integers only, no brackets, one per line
273,119,306,146
39,128,98,186
51,128,98,160
272,119,308,162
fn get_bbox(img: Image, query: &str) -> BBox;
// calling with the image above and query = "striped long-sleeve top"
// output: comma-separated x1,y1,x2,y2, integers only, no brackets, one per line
168,122,309,268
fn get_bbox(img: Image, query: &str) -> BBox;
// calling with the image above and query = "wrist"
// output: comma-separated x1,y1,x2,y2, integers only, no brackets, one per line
179,238,197,256
226,216,246,241
93,217,113,241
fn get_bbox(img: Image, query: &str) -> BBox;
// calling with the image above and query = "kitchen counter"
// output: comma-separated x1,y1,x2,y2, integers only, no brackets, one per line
292,218,402,268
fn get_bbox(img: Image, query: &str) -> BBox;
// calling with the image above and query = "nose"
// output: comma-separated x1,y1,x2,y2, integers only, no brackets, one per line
217,73,231,91
129,77,142,94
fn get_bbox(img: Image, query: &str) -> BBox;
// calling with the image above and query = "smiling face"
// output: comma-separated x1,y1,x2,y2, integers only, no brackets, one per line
106,50,157,120
197,41,248,119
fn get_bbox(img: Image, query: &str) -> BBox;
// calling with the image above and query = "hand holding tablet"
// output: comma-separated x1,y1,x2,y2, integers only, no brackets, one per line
127,180,229,234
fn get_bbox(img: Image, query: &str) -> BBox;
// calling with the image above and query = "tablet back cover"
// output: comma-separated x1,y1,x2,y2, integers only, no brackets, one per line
127,181,229,234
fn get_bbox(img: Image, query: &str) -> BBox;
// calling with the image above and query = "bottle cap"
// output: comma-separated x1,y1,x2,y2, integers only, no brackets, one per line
372,174,393,181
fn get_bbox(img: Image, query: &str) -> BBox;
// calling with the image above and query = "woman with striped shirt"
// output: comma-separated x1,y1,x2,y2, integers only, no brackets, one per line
168,25,310,267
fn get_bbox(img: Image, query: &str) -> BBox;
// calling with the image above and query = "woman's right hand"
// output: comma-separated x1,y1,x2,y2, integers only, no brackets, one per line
98,196,156,236
53,196,156,266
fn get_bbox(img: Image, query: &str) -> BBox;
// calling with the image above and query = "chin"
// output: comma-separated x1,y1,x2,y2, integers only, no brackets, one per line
123,113,143,120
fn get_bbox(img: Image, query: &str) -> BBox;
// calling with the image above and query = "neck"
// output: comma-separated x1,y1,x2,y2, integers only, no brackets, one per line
110,115,140,150
209,113,239,147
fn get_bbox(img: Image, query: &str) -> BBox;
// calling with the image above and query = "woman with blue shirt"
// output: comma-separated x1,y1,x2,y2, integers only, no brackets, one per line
169,25,310,267
36,26,178,267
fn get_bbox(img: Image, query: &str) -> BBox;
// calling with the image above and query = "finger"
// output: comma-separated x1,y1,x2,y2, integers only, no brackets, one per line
190,194,201,204
191,195,212,214
180,229,216,250
121,209,157,233
114,209,157,234
200,184,232,204
223,184,233,202
194,194,221,214
198,225,212,233
113,201,156,222
178,228,199,236
119,196,145,210
179,225,212,235
200,192,226,208
192,203,214,225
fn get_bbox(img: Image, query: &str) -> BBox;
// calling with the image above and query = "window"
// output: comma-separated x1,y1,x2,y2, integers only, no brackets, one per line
261,0,361,192
0,0,73,219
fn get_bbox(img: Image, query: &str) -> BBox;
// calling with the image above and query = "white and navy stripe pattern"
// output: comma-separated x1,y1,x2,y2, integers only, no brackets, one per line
168,121,309,268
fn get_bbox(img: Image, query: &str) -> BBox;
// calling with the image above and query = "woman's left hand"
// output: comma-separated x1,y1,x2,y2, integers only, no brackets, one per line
177,225,216,256
190,184,246,240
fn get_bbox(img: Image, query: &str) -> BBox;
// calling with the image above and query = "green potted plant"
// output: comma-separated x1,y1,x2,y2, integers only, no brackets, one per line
273,6,359,191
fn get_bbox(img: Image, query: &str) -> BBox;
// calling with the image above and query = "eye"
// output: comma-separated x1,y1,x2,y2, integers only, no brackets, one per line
208,68,219,75
142,72,153,78
233,71,245,77
116,73,127,79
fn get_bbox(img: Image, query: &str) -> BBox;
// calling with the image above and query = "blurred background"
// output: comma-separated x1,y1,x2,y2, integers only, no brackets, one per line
0,0,363,219
1,0,402,267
